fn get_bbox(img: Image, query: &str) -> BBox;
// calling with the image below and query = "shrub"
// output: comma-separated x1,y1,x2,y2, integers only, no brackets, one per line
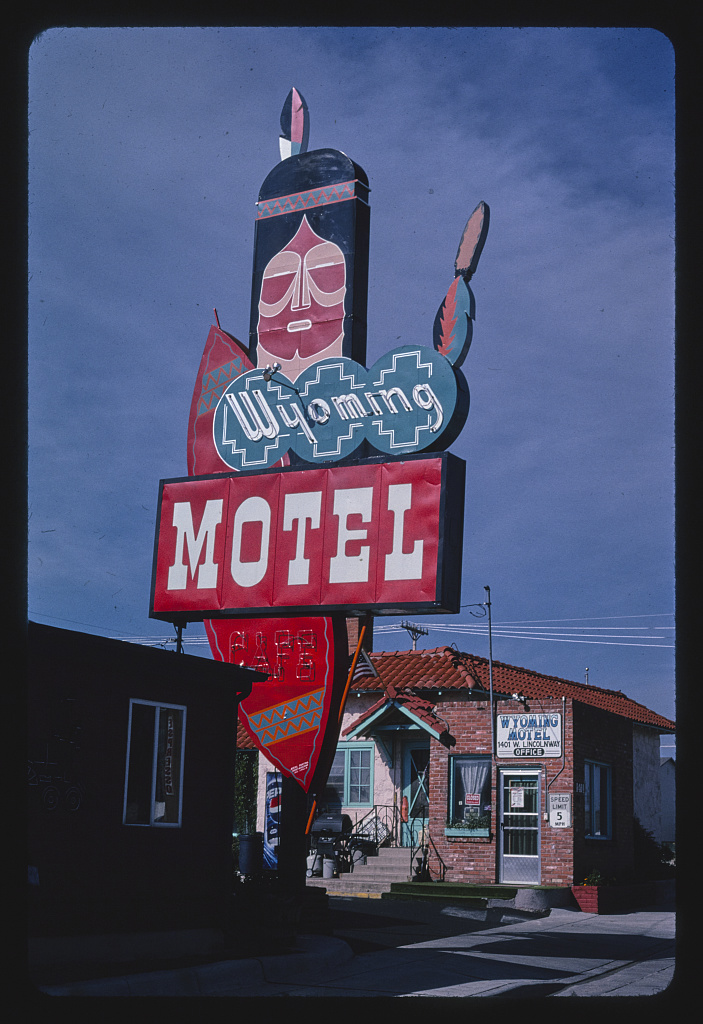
632,816,675,880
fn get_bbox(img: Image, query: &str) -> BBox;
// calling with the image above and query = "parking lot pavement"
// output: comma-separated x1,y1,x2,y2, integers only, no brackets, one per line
280,897,678,999
35,897,678,999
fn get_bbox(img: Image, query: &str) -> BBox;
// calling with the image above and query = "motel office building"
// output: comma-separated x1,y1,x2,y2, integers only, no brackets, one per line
250,638,674,887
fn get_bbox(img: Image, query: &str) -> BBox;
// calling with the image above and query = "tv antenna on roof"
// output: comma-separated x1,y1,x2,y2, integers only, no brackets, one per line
401,621,429,651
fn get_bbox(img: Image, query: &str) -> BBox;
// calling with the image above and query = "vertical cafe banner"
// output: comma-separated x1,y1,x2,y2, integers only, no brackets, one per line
206,615,349,793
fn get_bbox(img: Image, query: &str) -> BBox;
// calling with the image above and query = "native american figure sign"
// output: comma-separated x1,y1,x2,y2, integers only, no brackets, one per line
172,87,489,795
249,96,369,381
184,89,369,794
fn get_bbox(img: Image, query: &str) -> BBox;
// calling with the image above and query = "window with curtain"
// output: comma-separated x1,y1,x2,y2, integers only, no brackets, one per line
584,760,612,839
447,755,491,834
123,700,186,826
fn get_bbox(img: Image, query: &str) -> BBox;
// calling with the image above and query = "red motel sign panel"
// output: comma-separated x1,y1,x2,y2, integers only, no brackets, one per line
150,453,465,620
205,615,348,792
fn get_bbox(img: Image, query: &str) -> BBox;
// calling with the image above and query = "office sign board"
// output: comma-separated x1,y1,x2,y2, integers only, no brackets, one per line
150,452,465,620
496,713,563,758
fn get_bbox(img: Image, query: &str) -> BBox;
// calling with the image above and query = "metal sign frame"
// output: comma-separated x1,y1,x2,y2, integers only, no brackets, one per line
150,452,465,622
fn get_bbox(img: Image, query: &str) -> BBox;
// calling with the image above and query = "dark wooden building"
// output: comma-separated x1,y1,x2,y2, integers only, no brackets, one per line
27,621,265,960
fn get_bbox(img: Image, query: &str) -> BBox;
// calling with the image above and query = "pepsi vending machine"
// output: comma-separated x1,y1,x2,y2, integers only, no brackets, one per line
264,772,282,869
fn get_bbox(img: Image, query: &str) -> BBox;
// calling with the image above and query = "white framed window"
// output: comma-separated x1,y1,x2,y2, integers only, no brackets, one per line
322,742,374,809
123,700,186,827
584,759,612,839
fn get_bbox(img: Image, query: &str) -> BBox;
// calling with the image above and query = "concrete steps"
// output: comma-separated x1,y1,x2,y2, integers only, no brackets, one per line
389,882,518,900
350,847,414,882
306,845,415,896
305,878,388,897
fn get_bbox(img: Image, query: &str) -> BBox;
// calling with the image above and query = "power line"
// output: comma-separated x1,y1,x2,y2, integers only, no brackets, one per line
32,613,675,652
374,620,675,649
376,613,673,628
378,623,672,636
458,610,675,618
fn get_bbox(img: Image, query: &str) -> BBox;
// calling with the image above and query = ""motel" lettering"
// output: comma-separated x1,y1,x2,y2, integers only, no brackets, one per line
150,454,465,619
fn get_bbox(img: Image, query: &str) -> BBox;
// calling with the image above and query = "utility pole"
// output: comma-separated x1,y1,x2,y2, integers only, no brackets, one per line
483,587,494,757
401,621,428,651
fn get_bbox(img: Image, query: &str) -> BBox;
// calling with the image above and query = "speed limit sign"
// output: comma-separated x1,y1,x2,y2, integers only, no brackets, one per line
548,793,571,828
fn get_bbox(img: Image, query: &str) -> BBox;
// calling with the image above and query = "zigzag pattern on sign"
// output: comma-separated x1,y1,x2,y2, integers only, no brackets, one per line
249,688,323,729
256,709,322,746
256,181,357,219
246,688,324,745
198,361,244,415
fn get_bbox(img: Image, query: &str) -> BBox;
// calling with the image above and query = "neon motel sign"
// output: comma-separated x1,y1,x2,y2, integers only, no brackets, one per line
150,453,465,619
148,88,489,792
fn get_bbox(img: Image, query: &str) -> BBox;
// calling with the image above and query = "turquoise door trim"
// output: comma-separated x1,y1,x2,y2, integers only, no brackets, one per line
400,739,430,848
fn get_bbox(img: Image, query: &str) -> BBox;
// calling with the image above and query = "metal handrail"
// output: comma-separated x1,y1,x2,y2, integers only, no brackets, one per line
424,829,447,882
408,812,430,880
348,804,399,849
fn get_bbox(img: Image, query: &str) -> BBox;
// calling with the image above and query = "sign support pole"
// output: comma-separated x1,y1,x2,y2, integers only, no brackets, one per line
304,612,372,836
277,774,309,890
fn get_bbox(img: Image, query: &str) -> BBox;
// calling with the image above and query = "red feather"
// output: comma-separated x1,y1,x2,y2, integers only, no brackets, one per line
436,277,460,359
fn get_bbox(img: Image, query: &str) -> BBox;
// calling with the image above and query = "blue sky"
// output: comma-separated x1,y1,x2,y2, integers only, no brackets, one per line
27,26,675,730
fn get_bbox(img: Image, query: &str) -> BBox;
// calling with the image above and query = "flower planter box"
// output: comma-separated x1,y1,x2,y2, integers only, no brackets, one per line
571,881,656,914
571,885,605,913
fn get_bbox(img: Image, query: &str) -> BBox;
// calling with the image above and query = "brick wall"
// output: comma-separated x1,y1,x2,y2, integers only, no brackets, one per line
427,694,495,884
427,696,576,885
345,616,374,655
572,702,634,883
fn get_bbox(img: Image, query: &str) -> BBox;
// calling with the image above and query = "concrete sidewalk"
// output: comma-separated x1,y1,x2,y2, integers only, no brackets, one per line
34,897,677,999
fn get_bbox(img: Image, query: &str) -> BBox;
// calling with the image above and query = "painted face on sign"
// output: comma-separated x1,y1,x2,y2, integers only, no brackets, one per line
257,216,346,381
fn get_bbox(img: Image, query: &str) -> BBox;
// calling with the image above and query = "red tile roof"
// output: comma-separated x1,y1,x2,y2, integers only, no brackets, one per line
362,647,675,731
237,645,674,749
237,721,254,749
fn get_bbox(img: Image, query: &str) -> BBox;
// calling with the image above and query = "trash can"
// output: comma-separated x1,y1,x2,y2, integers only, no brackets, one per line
238,832,264,876
351,847,366,870
323,856,337,879
306,852,323,877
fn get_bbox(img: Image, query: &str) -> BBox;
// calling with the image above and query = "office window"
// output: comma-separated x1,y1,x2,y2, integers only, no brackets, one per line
322,743,374,809
447,755,491,835
123,700,186,826
584,760,612,839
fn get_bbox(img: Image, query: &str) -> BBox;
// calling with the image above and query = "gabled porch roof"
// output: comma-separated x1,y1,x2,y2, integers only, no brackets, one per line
343,684,451,744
